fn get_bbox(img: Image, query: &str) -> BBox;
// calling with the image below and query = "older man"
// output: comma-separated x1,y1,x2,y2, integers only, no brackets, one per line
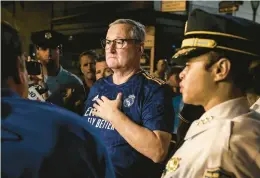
1,22,115,178
83,19,174,178
162,9,260,178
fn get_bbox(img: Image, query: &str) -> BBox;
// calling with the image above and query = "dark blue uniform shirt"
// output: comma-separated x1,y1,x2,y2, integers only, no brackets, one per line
83,70,174,178
1,89,115,178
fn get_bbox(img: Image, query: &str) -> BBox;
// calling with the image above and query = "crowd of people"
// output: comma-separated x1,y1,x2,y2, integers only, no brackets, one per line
2,8,260,178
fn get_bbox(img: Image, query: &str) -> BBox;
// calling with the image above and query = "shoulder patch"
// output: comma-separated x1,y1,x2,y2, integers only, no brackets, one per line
142,71,165,85
203,167,235,178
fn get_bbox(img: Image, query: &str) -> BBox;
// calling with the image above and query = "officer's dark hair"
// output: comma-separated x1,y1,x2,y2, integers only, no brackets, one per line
1,21,23,84
205,50,257,93
78,50,98,65
95,55,106,63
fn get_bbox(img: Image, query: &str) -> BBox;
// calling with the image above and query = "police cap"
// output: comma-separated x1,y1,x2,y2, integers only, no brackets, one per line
31,30,66,49
172,9,260,65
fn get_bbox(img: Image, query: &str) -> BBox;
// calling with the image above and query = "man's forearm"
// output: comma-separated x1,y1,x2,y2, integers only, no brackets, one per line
110,110,172,163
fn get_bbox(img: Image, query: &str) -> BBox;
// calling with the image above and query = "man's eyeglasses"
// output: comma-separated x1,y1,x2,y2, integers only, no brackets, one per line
101,39,140,49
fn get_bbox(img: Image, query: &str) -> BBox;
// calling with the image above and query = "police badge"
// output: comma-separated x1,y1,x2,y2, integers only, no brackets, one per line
162,157,181,177
45,32,52,39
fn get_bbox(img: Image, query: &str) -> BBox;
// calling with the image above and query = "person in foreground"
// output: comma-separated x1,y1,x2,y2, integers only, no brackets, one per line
1,21,115,178
83,19,174,178
162,9,260,178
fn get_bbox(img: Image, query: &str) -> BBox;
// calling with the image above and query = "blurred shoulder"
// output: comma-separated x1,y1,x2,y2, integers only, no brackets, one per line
60,67,83,85
230,111,260,147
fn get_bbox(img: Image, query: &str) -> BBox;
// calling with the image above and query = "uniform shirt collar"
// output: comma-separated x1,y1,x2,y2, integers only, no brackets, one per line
201,97,250,120
185,97,250,140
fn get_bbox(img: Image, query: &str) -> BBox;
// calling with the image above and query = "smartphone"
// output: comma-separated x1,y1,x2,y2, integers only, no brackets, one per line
26,61,41,75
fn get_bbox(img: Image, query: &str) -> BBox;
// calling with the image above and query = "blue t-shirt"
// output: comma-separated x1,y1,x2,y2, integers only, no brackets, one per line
172,95,184,133
83,70,174,178
1,89,115,178
44,66,84,96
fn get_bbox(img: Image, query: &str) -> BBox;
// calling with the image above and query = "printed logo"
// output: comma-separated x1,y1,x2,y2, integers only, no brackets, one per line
92,95,99,101
123,94,135,107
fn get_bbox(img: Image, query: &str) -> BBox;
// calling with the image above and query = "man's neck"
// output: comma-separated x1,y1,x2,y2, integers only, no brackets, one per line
203,85,244,111
84,78,95,88
112,67,141,85
42,63,60,77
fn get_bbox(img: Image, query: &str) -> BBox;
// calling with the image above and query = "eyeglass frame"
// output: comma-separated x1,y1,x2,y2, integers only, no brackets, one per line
100,38,142,49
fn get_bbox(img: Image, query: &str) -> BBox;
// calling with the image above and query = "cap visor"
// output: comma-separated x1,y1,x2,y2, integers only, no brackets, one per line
171,47,211,66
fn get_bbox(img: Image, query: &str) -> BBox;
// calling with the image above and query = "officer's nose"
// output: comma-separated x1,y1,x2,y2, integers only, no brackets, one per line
179,69,185,80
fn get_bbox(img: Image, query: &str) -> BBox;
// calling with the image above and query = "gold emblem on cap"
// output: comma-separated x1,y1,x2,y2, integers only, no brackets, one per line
45,32,52,39
172,47,196,59
165,157,181,173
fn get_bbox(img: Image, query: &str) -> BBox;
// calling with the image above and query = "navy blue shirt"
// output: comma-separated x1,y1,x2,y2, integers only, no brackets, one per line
1,89,115,178
83,70,174,178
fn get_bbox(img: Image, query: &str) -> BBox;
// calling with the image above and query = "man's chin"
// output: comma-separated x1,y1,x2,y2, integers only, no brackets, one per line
41,58,51,63
86,74,95,80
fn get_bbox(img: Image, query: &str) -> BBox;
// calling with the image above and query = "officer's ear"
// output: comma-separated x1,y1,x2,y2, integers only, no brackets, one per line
213,57,231,82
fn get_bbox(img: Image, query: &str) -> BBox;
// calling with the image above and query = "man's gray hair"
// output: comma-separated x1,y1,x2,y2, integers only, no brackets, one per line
109,19,146,42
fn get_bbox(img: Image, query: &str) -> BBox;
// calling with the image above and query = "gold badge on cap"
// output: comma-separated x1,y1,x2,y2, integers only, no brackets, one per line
165,157,181,173
172,47,196,59
45,32,52,39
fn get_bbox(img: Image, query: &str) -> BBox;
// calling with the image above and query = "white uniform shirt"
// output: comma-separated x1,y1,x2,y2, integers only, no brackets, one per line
44,66,83,96
250,98,260,114
162,97,260,178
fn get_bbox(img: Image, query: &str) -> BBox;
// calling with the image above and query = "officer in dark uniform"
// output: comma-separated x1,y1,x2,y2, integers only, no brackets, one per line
162,9,260,178
30,30,86,115
1,22,115,178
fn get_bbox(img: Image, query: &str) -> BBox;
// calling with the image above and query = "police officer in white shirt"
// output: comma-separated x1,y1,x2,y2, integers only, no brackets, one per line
249,60,260,114
162,9,260,178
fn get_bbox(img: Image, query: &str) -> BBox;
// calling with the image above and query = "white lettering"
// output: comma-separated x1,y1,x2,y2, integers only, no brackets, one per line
99,119,105,128
84,107,92,116
103,120,109,129
91,118,96,125
84,107,96,117
95,119,101,128
86,116,114,130
87,117,96,125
